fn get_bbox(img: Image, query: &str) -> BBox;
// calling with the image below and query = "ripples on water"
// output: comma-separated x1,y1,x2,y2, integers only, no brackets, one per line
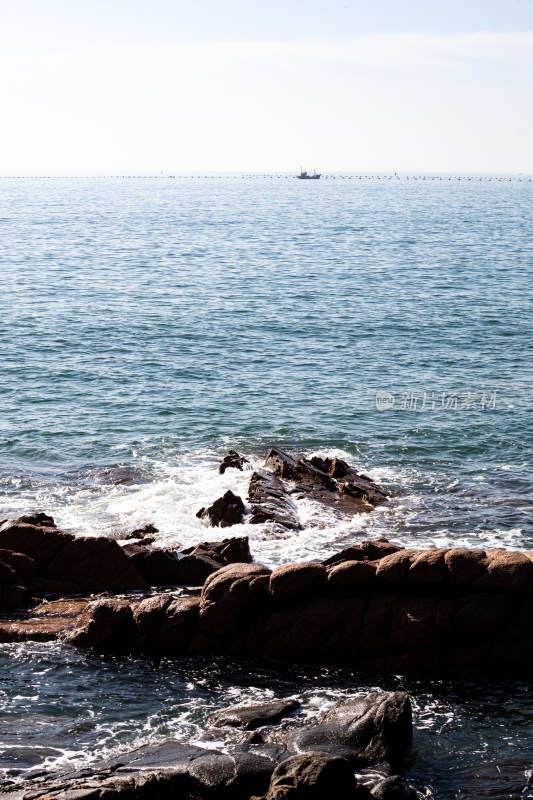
0,177,532,798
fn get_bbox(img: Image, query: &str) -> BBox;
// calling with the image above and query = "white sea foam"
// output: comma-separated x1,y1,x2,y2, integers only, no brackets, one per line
1,447,531,564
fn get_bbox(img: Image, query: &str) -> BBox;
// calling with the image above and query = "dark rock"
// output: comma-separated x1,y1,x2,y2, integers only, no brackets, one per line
291,692,412,767
207,698,301,730
323,539,403,567
219,449,250,474
326,560,376,592
124,544,209,587
248,472,301,530
269,563,326,601
252,752,372,799
17,512,56,527
198,490,245,528
65,598,134,651
0,548,35,580
43,535,149,593
155,596,200,655
183,536,252,566
0,583,28,612
0,520,148,595
371,775,418,799
0,521,73,571
175,553,224,586
122,523,159,541
264,449,389,513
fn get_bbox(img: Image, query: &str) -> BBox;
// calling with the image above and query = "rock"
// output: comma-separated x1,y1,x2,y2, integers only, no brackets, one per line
0,583,28,612
0,520,73,571
0,548,35,580
292,692,412,767
270,563,326,601
207,698,301,730
43,535,149,593
444,549,487,587
65,598,134,650
248,472,301,530
175,553,225,586
371,775,418,799
474,549,533,591
122,523,159,541
155,596,200,655
0,559,17,584
184,536,252,565
0,598,88,642
265,449,389,512
322,540,403,567
198,490,245,528
0,519,148,595
17,511,56,527
219,449,250,474
198,563,271,638
326,560,376,593
252,752,372,799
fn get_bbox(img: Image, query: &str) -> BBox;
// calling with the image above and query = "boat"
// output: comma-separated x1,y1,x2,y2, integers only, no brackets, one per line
297,168,321,180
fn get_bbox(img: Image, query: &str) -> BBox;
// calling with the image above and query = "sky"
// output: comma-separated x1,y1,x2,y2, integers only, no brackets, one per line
1,0,532,174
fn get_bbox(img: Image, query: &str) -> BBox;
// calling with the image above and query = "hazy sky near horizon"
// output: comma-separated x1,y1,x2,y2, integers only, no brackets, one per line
1,0,532,174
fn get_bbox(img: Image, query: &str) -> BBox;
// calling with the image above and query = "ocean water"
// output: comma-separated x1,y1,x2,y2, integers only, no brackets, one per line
0,176,532,798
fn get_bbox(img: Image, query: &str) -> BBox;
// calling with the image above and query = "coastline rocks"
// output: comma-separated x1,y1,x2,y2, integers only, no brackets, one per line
197,490,245,528
124,537,253,588
0,518,148,603
270,563,326,601
371,776,418,799
219,449,250,474
248,472,301,530
207,699,301,730
122,523,159,543
292,693,412,767
64,598,134,651
197,563,271,640
0,598,88,643
252,753,371,800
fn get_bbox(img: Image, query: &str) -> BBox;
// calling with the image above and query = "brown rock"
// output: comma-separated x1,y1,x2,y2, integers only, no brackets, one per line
323,539,403,567
155,596,200,655
474,550,533,591
269,563,326,601
199,490,245,528
444,549,487,588
17,512,56,527
407,549,447,587
327,560,376,593
0,583,28,611
219,449,250,474
44,536,149,593
65,598,134,650
0,548,35,580
375,551,415,587
0,559,17,584
454,593,515,641
248,471,301,530
199,563,271,637
0,521,73,571
207,698,301,730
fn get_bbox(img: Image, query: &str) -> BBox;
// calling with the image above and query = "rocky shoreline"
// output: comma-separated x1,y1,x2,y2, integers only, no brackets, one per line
1,450,531,798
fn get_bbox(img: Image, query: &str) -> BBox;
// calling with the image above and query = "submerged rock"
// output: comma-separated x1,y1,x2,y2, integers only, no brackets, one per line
371,775,418,799
248,472,301,530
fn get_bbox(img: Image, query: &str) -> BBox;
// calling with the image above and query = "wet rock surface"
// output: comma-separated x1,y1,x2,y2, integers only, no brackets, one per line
219,449,250,474
197,489,246,528
207,699,301,730
0,691,416,800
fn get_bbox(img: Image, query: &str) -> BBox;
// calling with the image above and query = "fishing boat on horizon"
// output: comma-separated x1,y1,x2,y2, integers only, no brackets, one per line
297,168,321,180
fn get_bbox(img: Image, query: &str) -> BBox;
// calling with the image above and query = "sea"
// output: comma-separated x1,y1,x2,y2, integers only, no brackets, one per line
0,175,532,798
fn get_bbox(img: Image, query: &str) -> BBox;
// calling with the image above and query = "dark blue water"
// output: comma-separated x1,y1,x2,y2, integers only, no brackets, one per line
0,176,532,797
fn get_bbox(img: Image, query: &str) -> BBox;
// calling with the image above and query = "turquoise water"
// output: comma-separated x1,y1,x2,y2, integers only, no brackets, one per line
0,176,532,797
